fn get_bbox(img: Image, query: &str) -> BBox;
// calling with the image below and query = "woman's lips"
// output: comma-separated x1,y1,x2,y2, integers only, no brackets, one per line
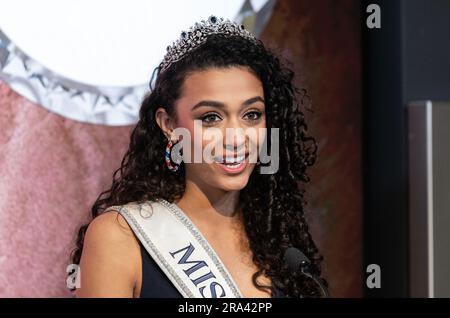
213,153,248,174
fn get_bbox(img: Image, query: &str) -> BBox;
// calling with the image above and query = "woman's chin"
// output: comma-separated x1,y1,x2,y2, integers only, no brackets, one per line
215,175,251,192
212,163,257,191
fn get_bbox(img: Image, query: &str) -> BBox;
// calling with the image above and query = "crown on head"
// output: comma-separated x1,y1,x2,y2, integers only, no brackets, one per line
159,15,258,73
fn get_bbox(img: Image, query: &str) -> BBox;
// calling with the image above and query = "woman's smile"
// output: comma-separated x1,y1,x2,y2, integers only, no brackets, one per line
213,152,249,174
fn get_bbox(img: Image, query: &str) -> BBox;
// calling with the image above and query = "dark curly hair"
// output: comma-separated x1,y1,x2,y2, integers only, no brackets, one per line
71,33,327,297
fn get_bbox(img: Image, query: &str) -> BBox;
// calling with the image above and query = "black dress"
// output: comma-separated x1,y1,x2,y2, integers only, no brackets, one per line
138,242,285,298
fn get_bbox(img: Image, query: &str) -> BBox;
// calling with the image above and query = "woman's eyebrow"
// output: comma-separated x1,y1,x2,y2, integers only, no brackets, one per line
242,96,265,107
191,96,265,111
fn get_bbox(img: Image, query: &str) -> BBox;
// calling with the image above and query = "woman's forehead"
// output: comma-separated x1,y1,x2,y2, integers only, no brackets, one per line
179,67,264,104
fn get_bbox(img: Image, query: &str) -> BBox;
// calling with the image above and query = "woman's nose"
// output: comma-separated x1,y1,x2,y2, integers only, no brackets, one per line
223,126,246,152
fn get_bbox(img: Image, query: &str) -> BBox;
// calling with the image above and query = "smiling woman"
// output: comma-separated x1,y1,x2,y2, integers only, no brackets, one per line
70,16,327,298
156,67,267,189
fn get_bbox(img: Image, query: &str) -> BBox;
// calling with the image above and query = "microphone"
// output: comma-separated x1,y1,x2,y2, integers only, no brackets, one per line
283,247,329,297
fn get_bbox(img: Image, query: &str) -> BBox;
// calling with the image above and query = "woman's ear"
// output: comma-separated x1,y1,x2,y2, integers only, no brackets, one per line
155,107,175,140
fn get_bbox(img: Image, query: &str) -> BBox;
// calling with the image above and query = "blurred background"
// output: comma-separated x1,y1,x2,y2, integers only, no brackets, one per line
0,0,449,298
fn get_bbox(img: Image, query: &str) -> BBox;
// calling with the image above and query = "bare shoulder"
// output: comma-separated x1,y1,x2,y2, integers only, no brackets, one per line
85,210,136,242
76,210,141,297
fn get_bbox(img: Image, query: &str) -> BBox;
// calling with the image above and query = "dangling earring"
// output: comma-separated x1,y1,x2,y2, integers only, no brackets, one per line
165,139,182,172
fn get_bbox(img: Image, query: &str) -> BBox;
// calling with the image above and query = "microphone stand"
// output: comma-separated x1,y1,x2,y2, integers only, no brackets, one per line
299,260,330,298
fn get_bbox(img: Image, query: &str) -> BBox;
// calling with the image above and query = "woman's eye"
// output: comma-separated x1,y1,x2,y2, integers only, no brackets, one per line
201,113,222,123
243,111,262,121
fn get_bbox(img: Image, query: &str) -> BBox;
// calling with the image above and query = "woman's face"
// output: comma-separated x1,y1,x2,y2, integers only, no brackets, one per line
164,66,266,192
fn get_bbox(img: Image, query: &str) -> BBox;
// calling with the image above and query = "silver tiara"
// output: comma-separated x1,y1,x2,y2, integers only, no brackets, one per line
159,15,258,73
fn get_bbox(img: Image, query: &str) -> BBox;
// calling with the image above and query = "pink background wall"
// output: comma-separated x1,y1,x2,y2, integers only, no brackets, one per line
0,0,362,297
0,82,133,296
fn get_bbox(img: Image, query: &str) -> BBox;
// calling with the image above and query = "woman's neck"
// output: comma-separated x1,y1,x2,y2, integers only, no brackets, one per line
175,179,243,227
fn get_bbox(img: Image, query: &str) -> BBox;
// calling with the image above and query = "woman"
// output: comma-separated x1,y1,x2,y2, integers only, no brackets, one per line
71,16,327,298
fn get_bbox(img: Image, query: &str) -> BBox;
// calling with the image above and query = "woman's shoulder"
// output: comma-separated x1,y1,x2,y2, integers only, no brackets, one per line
83,210,141,269
86,199,162,247
104,199,161,215
77,209,142,297
103,199,171,224
92,198,168,241
86,209,135,240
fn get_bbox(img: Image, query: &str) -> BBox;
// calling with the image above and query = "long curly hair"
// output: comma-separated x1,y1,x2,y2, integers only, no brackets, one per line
70,33,327,297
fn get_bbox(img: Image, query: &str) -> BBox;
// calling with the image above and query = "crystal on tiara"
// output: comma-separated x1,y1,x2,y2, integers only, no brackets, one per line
159,15,257,73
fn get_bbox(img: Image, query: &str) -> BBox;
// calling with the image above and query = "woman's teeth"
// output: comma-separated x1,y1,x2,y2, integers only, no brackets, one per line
215,155,245,165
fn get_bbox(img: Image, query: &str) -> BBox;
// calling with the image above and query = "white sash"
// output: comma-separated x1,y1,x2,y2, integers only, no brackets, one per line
104,198,243,298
